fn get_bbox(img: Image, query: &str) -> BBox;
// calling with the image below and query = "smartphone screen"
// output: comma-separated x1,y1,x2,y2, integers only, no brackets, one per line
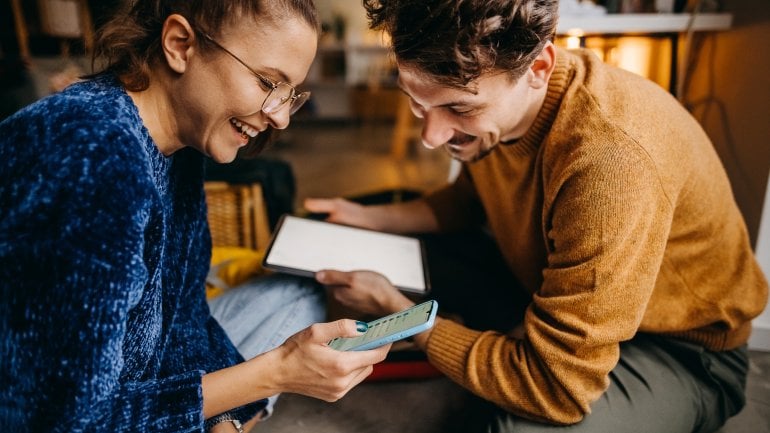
328,300,438,351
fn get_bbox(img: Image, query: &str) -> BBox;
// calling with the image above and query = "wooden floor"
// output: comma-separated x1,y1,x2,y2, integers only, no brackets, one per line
256,120,770,433
263,120,450,211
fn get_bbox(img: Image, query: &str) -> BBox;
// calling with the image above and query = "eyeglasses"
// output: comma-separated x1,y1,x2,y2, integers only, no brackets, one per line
198,31,310,116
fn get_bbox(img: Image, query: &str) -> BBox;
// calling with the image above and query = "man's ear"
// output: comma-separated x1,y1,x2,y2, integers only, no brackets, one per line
528,41,556,89
161,14,196,74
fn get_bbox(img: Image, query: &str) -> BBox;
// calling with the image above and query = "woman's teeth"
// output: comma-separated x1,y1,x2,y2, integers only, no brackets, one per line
230,118,258,138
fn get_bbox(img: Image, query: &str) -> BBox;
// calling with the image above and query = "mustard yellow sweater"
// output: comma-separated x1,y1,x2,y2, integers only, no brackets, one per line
423,48,768,424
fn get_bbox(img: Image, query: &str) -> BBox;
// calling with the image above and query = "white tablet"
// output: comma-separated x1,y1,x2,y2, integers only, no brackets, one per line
262,215,429,294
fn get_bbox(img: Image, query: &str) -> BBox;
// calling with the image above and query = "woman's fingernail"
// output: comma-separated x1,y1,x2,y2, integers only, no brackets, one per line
356,321,369,333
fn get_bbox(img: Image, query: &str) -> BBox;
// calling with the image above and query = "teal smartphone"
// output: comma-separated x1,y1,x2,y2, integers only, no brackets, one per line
328,300,438,351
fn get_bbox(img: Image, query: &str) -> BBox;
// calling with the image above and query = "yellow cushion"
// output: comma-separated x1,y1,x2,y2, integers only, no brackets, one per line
206,247,267,299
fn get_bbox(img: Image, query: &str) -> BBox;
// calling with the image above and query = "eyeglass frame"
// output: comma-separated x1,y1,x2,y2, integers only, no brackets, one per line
196,29,310,116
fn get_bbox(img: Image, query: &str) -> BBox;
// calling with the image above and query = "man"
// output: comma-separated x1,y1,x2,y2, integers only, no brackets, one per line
305,0,768,431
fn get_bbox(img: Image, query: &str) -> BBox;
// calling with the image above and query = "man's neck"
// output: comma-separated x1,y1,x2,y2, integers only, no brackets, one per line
501,83,549,144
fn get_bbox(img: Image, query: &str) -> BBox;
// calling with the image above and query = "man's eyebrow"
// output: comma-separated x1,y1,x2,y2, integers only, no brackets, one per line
437,99,476,108
396,77,478,108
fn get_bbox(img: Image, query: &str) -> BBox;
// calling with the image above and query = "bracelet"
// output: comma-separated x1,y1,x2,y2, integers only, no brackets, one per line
204,415,244,433
229,420,244,433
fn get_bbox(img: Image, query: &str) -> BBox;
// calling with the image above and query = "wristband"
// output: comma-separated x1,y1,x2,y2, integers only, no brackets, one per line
229,419,244,433
204,415,244,433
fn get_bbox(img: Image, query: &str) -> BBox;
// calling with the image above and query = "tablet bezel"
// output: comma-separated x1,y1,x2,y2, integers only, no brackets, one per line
261,214,430,294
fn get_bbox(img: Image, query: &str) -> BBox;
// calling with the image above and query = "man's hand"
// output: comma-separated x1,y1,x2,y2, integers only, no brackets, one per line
316,270,415,317
317,270,440,351
304,197,376,229
305,196,441,235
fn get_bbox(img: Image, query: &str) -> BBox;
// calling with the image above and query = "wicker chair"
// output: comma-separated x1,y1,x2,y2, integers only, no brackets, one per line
204,181,271,251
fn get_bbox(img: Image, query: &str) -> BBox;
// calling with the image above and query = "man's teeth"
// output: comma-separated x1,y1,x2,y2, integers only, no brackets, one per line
230,118,258,138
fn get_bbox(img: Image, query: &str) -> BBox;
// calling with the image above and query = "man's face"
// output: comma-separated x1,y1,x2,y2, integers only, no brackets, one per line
397,66,540,162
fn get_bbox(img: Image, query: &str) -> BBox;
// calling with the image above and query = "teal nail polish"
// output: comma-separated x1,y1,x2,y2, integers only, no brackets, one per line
356,321,369,333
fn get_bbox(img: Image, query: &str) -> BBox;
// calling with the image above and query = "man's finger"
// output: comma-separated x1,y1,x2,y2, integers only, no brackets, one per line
315,269,352,285
303,198,335,212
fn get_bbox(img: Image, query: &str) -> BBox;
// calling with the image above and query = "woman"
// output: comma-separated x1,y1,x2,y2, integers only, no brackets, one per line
0,1,389,432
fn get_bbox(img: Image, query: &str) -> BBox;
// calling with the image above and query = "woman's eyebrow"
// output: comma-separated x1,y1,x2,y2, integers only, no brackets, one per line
261,67,293,85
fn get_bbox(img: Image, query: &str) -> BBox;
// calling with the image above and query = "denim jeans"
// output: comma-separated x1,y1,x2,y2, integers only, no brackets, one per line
208,273,326,417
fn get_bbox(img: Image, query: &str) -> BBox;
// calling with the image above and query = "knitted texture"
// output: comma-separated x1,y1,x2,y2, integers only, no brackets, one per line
0,75,263,432
423,48,768,424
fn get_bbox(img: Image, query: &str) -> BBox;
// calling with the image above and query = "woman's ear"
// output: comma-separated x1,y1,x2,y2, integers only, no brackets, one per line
528,41,556,89
160,14,196,74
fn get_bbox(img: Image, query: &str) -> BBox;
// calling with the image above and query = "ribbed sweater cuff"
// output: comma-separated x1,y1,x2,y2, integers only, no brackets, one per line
143,370,205,431
426,319,483,384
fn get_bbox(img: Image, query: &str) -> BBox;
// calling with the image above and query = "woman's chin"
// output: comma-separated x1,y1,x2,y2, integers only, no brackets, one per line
208,149,239,164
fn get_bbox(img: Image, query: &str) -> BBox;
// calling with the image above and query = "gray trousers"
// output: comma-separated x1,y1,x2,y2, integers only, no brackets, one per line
454,335,748,433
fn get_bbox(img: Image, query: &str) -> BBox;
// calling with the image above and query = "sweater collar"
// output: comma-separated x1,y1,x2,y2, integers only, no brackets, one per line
503,48,573,157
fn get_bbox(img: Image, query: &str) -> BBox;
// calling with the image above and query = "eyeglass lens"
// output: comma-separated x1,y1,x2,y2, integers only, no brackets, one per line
262,84,310,116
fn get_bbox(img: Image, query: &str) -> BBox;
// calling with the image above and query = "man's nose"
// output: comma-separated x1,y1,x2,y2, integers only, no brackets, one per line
420,111,454,149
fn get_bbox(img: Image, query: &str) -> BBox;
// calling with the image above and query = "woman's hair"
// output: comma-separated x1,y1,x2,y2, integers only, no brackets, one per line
93,0,318,157
363,0,557,87
94,0,318,91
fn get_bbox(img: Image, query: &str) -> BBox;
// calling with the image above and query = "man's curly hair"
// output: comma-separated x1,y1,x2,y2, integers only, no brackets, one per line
363,0,558,87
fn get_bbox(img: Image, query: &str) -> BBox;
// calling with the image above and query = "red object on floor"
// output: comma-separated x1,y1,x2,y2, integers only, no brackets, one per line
366,360,443,382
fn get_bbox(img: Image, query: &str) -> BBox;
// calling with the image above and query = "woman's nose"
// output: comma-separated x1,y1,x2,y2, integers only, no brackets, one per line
266,107,291,130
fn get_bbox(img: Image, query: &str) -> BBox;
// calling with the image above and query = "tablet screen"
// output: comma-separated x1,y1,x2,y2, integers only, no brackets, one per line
263,215,428,294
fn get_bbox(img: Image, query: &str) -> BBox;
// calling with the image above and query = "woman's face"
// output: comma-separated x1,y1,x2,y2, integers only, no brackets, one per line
172,14,317,163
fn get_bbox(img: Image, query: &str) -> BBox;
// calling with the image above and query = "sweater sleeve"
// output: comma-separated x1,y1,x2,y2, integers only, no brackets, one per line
157,195,266,423
0,117,207,432
425,144,673,424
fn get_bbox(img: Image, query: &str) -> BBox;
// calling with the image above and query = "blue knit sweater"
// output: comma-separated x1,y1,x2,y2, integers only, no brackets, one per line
0,76,263,432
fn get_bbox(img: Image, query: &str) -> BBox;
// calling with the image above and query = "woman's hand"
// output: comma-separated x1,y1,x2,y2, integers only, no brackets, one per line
316,270,415,317
303,197,376,230
269,319,390,402
202,320,390,418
